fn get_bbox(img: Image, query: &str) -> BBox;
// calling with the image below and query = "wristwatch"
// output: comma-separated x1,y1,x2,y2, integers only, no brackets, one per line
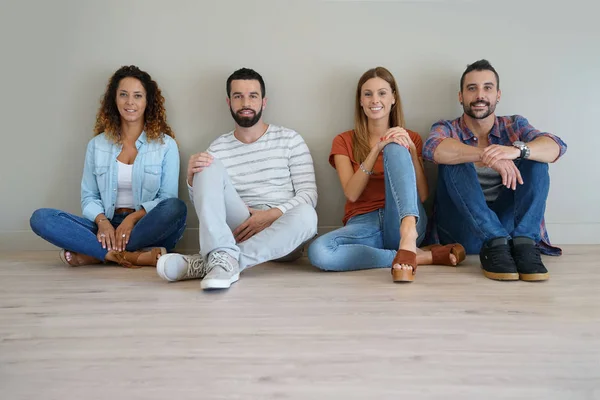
512,141,530,159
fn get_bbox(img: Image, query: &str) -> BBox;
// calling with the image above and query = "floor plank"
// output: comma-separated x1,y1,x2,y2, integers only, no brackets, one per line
1,246,599,399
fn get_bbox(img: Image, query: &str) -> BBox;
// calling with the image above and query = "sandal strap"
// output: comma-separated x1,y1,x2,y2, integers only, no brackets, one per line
392,249,417,272
431,243,466,266
113,251,141,269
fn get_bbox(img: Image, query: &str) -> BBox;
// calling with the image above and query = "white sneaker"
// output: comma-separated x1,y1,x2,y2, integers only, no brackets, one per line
156,253,208,282
201,251,240,290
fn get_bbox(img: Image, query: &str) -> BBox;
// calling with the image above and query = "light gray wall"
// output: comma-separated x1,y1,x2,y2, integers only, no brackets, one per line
1,0,598,251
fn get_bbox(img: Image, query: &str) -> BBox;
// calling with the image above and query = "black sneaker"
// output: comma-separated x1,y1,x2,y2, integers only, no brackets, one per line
479,237,519,281
511,237,549,282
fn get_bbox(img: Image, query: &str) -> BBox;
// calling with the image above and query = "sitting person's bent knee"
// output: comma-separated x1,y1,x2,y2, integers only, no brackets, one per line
307,237,340,272
192,157,225,184
160,198,187,216
518,159,549,174
286,204,318,235
30,208,55,233
382,142,410,158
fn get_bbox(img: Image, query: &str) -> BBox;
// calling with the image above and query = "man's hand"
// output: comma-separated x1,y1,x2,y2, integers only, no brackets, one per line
233,208,283,243
489,159,524,190
187,152,214,186
481,144,520,167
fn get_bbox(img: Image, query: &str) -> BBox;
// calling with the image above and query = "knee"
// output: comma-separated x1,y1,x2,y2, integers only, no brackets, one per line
30,208,55,234
291,204,318,236
519,160,549,178
193,157,225,184
307,236,339,271
383,143,410,160
160,198,187,220
438,163,471,179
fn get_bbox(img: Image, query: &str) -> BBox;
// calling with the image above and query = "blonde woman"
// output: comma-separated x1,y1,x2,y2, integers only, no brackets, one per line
308,67,464,282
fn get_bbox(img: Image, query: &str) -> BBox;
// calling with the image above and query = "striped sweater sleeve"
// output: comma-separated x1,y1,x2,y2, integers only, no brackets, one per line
275,133,317,213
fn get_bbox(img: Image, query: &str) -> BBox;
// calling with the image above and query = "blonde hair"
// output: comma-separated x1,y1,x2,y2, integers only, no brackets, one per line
353,67,405,163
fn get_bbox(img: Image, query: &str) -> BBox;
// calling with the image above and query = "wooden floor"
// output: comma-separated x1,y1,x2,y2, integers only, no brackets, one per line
1,246,599,400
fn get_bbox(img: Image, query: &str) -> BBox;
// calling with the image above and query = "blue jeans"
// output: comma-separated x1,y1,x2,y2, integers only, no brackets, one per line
30,198,187,260
308,144,427,271
434,160,549,254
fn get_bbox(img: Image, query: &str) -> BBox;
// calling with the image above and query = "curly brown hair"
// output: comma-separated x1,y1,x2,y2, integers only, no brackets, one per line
93,65,175,142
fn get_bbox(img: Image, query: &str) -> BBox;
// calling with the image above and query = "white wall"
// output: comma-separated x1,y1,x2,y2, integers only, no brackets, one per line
1,0,598,251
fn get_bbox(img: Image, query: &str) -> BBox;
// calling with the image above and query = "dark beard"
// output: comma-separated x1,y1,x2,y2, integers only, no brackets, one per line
463,100,496,120
230,106,263,128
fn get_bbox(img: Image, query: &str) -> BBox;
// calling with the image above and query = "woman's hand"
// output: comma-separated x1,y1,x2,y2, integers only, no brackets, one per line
114,215,137,251
97,219,116,251
374,127,414,153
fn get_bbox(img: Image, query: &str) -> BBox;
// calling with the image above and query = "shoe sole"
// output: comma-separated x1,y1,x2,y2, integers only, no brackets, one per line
201,273,240,290
392,268,414,282
483,270,519,281
156,254,177,282
519,272,549,281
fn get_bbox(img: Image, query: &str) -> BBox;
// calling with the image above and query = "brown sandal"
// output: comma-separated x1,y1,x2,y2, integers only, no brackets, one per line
426,243,466,266
59,250,102,267
391,249,417,282
113,247,167,269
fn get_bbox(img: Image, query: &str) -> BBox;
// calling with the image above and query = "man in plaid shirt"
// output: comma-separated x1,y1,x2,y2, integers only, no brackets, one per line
423,60,567,282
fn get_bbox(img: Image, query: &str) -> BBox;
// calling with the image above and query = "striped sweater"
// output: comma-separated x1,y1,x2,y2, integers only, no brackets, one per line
190,125,317,214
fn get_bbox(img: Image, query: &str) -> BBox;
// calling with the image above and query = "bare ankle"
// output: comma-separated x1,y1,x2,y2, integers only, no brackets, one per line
400,217,417,239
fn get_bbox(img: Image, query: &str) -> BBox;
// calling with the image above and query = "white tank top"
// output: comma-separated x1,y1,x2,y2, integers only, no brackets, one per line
115,161,134,208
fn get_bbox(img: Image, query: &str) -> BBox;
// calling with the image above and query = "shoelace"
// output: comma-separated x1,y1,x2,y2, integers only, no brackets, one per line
185,255,208,278
484,245,514,266
513,245,543,267
209,252,234,272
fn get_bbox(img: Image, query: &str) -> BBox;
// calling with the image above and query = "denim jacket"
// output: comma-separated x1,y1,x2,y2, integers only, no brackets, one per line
81,132,179,221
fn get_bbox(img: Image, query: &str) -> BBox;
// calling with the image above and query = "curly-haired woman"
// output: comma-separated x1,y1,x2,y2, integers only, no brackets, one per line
30,65,186,268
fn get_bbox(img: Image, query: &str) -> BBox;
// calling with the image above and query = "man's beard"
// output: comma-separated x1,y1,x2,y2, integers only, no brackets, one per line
462,100,496,120
230,106,263,128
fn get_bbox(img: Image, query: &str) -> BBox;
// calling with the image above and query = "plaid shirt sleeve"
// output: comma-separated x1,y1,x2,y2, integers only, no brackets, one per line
423,120,454,163
513,115,568,160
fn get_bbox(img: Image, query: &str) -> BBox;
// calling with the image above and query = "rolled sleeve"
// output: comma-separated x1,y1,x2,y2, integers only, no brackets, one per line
423,121,453,162
515,115,568,160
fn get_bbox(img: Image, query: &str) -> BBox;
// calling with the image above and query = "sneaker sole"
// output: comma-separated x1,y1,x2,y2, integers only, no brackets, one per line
156,255,178,282
519,272,549,281
201,273,240,290
483,270,519,281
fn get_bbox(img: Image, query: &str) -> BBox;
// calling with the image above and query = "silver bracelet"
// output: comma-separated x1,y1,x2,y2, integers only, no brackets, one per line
359,163,373,175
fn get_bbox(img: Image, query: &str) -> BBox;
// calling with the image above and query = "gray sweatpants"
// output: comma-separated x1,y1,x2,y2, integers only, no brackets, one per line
192,159,318,271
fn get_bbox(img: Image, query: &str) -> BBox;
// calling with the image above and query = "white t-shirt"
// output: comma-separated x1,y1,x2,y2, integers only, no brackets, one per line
115,161,134,209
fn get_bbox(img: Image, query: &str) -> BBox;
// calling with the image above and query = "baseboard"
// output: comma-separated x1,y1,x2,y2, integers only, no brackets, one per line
3,223,599,252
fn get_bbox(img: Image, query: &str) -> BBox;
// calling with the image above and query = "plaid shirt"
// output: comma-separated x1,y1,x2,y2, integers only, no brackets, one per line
423,114,567,256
